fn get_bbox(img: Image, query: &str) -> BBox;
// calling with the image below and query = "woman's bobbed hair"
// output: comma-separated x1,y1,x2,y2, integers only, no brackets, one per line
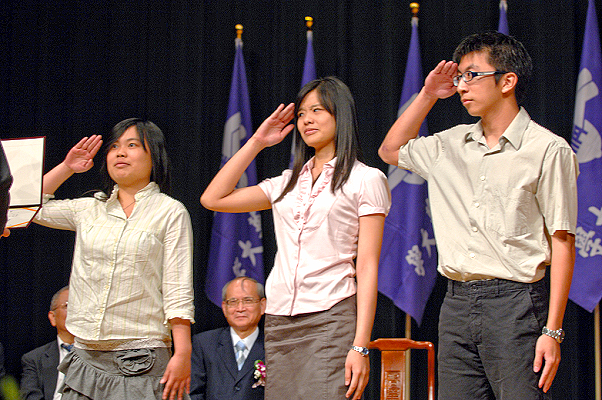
99,118,171,196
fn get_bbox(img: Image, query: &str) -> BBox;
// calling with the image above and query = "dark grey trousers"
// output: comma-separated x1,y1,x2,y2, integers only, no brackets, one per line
438,278,551,400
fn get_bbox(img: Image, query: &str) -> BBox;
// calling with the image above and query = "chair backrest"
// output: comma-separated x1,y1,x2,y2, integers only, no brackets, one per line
368,338,435,400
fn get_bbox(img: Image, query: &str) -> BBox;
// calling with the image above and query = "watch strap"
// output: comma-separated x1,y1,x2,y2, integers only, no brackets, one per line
351,345,369,356
541,326,565,343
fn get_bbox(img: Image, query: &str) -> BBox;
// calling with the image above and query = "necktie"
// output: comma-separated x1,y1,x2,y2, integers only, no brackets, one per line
61,343,73,352
235,340,247,370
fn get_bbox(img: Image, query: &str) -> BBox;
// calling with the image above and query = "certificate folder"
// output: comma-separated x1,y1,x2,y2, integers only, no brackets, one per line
1,137,46,228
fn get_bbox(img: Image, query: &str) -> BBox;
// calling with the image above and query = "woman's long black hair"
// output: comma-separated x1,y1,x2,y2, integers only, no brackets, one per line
275,77,363,202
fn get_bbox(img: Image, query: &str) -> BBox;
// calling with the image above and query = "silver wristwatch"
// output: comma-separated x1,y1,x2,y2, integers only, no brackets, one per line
541,326,565,343
351,345,369,357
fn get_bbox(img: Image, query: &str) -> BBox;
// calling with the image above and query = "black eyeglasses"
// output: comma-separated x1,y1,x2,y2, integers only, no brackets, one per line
453,71,507,87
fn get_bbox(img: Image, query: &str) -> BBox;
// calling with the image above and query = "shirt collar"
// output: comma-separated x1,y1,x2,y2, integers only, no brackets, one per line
464,107,530,149
300,156,337,174
106,181,160,204
230,326,259,350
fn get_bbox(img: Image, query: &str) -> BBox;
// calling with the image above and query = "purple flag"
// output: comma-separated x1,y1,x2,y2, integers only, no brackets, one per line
498,0,509,34
569,0,602,312
378,15,437,326
301,30,316,87
205,37,264,307
290,28,317,168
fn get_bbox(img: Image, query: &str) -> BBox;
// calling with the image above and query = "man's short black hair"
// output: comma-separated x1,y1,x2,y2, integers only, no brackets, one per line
453,31,532,104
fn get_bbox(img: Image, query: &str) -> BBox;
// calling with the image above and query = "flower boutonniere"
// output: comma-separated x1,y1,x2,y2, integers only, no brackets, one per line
252,359,266,388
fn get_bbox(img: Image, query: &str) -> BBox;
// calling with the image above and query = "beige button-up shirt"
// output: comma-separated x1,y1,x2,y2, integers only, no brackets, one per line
35,182,194,344
398,108,578,282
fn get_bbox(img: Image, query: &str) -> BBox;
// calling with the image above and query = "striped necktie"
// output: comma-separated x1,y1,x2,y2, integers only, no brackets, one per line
235,340,246,370
61,343,73,352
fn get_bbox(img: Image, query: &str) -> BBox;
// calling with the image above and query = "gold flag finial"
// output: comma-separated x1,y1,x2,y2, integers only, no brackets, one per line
410,2,419,17
305,16,314,30
235,24,243,39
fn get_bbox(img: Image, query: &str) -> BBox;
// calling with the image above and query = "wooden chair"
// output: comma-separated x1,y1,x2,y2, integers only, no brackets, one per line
368,338,435,400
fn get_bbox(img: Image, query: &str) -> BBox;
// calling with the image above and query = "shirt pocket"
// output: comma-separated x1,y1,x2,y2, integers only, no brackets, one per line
121,229,163,277
487,187,533,237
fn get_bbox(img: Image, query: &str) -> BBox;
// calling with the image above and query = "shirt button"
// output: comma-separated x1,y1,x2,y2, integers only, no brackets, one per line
472,226,478,232
474,202,480,208
469,252,476,259
480,175,485,181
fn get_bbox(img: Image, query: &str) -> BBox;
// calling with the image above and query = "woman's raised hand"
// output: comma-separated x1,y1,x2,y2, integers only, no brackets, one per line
64,135,103,173
252,103,295,148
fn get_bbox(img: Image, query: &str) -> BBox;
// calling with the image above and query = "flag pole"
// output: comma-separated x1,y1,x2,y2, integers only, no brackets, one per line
404,3,420,398
405,313,412,399
594,303,602,400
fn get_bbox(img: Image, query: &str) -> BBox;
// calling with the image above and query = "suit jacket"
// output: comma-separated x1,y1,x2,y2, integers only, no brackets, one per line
190,327,265,400
20,340,60,400
0,342,6,379
0,143,12,231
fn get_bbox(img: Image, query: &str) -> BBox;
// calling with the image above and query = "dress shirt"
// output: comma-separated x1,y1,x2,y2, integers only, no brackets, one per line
53,337,71,400
34,182,195,344
258,158,391,315
398,107,579,282
229,327,259,362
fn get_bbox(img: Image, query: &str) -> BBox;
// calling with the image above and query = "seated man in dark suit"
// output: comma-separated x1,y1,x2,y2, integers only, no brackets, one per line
190,277,266,400
0,142,13,237
0,342,5,379
21,286,74,400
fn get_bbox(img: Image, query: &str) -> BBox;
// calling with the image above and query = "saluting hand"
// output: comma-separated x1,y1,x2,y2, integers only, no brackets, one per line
424,60,459,100
251,103,295,148
63,135,103,173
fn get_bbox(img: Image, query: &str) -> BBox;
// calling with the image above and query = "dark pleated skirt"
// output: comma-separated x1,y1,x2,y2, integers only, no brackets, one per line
264,295,356,400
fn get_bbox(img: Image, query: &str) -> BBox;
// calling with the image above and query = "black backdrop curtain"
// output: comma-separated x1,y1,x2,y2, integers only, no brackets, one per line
0,1,599,398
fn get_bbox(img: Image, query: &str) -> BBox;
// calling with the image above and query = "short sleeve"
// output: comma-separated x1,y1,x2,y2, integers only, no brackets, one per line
398,132,445,179
537,141,579,235
358,167,391,217
257,170,292,203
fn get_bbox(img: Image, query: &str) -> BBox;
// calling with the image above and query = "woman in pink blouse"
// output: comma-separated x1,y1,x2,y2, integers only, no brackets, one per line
202,77,391,400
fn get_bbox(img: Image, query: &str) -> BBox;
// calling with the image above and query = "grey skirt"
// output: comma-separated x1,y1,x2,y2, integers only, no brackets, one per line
58,347,188,400
264,295,356,400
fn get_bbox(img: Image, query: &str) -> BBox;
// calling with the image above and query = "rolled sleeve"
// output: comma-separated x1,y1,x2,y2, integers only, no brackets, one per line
34,196,88,231
162,204,195,324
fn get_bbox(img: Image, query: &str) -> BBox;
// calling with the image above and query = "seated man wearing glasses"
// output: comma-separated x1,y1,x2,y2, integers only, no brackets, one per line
379,31,578,399
190,277,266,400
21,286,75,400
